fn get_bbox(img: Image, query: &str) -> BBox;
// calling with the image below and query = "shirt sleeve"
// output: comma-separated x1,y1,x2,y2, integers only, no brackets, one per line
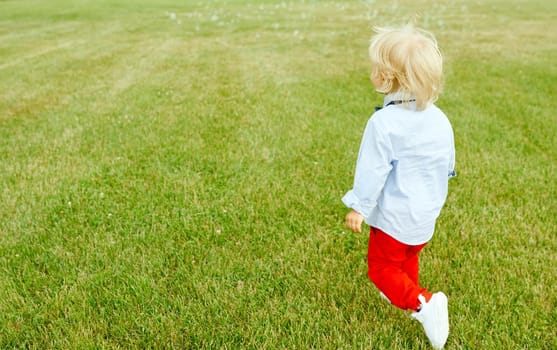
342,117,393,219
448,132,456,178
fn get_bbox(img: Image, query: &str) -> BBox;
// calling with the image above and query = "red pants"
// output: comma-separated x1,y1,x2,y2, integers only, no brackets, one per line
367,227,432,311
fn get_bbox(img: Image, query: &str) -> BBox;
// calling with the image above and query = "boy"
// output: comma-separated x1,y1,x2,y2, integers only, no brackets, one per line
342,25,456,349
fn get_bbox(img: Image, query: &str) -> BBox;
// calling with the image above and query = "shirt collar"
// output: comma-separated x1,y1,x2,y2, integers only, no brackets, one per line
383,91,418,109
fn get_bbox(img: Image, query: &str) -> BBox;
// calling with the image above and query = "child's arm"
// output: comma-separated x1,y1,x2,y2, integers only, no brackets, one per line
342,117,393,233
449,133,456,178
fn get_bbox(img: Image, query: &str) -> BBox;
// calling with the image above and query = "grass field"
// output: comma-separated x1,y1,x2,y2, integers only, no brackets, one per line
1,0,556,348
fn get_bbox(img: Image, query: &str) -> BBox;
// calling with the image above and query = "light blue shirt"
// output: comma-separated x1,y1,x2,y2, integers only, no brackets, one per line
342,93,456,245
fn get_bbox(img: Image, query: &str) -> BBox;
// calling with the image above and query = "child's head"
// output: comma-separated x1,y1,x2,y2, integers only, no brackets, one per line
369,24,443,110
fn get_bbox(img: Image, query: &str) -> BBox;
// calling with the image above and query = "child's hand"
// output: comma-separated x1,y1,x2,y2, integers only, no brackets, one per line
345,209,364,233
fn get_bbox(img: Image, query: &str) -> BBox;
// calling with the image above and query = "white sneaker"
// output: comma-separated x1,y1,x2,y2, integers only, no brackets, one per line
379,291,391,303
411,292,449,349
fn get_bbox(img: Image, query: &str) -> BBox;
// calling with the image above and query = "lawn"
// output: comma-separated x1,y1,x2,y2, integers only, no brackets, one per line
0,0,556,348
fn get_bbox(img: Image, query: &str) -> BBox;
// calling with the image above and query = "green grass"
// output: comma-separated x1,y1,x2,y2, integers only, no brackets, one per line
1,0,556,348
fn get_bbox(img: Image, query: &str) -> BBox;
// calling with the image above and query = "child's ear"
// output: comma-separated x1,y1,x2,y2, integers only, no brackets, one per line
382,72,395,83
379,73,394,94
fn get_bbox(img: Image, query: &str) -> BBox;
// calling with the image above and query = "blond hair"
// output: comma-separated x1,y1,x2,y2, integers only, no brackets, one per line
369,25,443,110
